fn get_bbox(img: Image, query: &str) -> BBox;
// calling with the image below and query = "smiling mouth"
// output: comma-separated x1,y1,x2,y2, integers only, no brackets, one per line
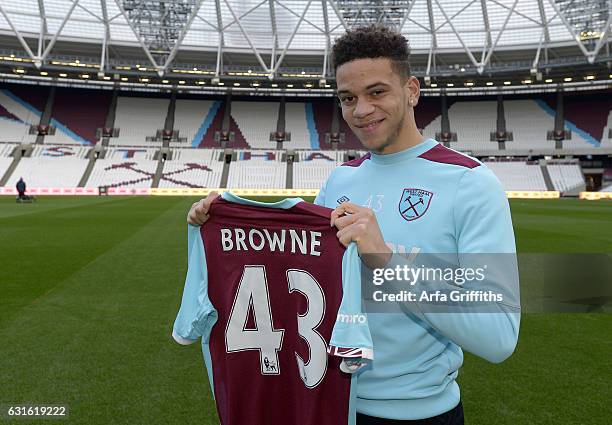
356,118,385,131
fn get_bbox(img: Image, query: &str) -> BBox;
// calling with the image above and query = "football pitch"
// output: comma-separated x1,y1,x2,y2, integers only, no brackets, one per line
0,196,610,424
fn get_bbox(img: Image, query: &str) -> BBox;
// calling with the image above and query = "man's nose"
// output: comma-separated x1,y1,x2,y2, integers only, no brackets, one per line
353,98,375,118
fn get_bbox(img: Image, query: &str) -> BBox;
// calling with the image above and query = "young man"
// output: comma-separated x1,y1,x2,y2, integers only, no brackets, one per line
188,26,520,425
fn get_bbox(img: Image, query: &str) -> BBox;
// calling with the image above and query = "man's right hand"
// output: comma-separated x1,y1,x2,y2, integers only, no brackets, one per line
187,191,219,226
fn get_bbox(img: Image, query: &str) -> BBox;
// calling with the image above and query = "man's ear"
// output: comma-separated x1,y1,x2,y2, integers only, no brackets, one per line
406,76,420,107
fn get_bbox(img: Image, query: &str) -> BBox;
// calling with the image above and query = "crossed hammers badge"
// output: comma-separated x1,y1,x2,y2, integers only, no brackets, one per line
398,188,433,222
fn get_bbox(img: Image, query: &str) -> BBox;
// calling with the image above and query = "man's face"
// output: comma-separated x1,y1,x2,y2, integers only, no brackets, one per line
336,58,411,154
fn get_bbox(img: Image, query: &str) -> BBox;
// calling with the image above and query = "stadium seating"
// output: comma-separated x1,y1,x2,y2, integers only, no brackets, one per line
231,101,279,149
0,142,17,157
423,101,497,151
414,97,442,134
501,100,554,150
601,110,612,147
0,143,16,178
293,150,345,189
158,149,223,188
311,99,363,150
541,93,610,146
484,160,547,191
0,89,41,144
86,148,157,188
199,101,249,149
43,87,112,145
110,96,169,146
284,102,313,149
226,150,286,189
8,145,89,187
547,163,585,193
173,99,216,146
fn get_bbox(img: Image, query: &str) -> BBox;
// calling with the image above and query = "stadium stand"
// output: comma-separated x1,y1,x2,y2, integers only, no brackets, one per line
0,89,41,143
0,143,16,177
311,99,363,150
423,101,497,151
86,148,157,188
547,163,585,193
7,145,89,187
0,143,16,157
293,150,345,189
414,97,442,134
199,101,249,149
110,96,169,146
503,100,554,150
44,87,112,145
541,93,610,146
284,102,313,149
602,110,612,147
158,149,223,188
173,99,216,146
231,101,279,149
483,160,547,191
6,84,49,115
226,150,286,189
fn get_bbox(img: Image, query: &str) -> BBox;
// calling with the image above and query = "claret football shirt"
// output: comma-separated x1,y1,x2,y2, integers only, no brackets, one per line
172,192,373,425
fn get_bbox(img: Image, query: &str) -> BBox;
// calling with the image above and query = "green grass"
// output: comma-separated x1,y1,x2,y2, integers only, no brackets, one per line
0,197,610,424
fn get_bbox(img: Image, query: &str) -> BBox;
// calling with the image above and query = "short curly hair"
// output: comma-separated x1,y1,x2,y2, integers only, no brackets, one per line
332,25,411,78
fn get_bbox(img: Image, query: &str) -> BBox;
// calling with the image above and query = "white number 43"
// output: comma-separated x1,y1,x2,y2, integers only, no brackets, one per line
225,265,328,388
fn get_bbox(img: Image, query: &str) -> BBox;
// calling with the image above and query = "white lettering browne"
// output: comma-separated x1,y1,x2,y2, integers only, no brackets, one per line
220,228,321,256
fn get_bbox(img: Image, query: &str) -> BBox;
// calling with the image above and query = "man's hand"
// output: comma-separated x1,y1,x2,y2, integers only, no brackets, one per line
187,191,219,226
330,202,392,269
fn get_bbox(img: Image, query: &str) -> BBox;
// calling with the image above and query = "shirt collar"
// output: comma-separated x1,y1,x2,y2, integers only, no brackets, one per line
369,138,438,165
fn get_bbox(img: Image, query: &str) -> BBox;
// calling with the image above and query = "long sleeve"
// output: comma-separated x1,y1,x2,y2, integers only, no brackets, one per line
172,225,218,345
388,166,521,363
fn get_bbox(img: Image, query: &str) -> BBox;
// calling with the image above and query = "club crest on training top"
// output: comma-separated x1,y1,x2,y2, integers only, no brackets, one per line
398,189,433,222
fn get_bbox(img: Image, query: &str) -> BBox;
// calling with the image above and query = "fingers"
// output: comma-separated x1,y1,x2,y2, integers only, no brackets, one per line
187,190,220,226
335,226,354,247
330,202,363,227
333,212,360,231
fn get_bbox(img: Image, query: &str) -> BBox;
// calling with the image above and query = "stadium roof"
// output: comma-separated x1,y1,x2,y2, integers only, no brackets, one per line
0,0,610,85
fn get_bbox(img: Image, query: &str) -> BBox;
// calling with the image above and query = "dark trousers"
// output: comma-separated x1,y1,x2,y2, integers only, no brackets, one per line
357,401,464,425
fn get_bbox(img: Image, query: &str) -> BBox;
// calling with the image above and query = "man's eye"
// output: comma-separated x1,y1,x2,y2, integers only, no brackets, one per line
340,96,355,104
372,90,384,96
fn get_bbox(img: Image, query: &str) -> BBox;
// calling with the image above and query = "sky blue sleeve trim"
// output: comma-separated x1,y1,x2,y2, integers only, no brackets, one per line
172,330,198,345
173,225,218,343
222,191,303,209
329,243,374,359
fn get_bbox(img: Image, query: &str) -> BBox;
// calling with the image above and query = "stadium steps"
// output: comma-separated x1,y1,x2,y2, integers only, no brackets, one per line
102,90,118,147
0,145,27,186
151,150,166,188
220,149,231,188
78,147,104,187
36,86,56,144
539,162,555,191
285,149,294,189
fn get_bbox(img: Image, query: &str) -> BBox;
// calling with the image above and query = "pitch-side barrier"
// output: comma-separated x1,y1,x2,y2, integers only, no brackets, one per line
1,187,609,200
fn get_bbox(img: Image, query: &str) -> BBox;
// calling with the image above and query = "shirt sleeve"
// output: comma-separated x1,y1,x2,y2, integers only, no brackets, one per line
329,243,374,362
314,176,328,206
172,225,218,345
387,166,521,363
